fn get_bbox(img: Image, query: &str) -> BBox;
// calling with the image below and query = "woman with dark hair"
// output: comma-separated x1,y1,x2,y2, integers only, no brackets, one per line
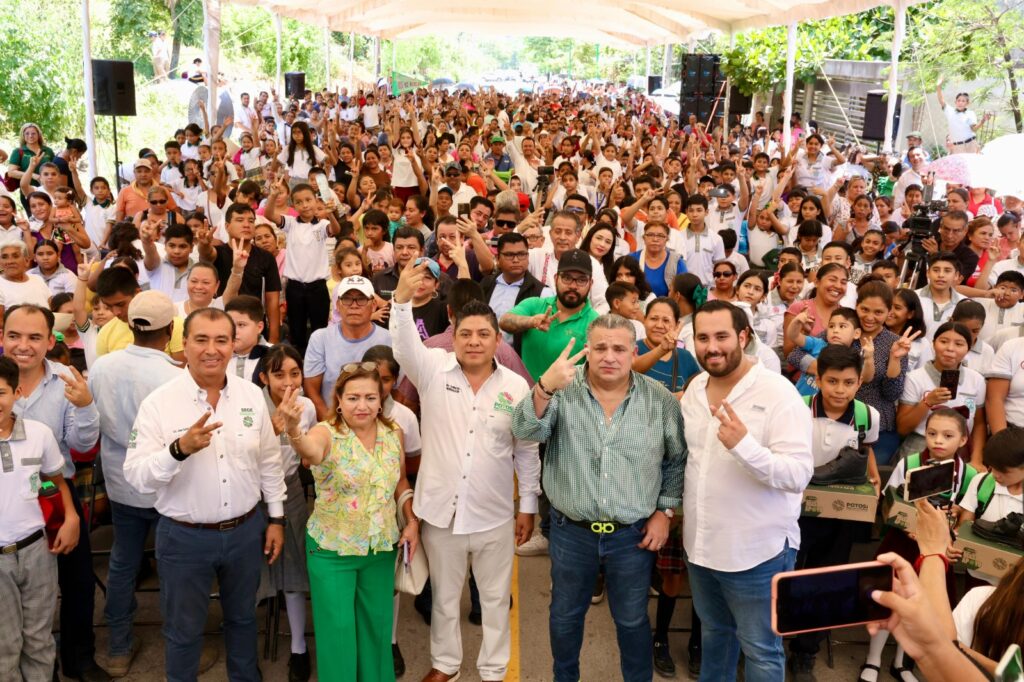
387,119,427,201
708,259,737,301
782,262,848,355
88,222,147,290
612,254,653,303
666,272,707,353
887,288,930,371
789,132,844,193
404,194,432,236
579,222,618,282
277,120,327,182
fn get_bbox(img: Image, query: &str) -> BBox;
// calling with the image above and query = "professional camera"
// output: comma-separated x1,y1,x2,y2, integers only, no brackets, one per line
537,165,555,177
903,206,934,260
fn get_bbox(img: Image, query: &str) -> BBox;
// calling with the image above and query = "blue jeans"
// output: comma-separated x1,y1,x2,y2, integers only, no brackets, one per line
104,501,160,657
156,510,265,682
686,543,797,682
548,509,655,682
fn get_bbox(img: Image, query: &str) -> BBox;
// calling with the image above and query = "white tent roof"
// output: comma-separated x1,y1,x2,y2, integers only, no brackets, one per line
234,0,908,46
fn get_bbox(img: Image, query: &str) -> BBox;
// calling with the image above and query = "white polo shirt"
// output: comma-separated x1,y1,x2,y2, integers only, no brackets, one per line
681,227,726,286
916,286,966,339
944,105,977,143
145,260,192,304
0,274,53,309
706,203,743,236
979,298,1024,343
0,417,65,545
900,362,986,436
959,473,1023,584
988,253,1024,287
986,337,1024,428
384,396,421,459
280,215,330,282
807,396,880,467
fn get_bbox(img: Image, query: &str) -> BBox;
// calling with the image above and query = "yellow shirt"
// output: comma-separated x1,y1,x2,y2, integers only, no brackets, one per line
95,316,184,357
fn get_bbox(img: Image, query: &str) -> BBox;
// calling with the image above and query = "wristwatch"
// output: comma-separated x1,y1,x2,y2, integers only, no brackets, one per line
662,508,675,519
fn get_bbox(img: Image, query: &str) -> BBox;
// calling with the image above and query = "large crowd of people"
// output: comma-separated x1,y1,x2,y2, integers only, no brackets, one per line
0,77,1021,682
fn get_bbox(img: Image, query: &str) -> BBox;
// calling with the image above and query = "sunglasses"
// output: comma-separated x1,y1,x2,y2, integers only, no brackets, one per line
149,199,167,205
495,219,517,229
713,271,735,278
341,361,378,373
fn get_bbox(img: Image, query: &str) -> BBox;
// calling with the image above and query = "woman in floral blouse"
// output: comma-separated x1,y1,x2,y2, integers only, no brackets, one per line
279,361,418,682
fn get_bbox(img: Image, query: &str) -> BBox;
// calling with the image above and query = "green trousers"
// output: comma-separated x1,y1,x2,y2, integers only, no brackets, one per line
306,534,396,682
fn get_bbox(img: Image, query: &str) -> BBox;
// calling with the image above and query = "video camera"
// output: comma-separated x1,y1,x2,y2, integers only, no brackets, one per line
902,185,945,260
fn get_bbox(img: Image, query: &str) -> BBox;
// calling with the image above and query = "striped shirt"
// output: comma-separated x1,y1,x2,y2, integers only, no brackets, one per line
511,366,686,524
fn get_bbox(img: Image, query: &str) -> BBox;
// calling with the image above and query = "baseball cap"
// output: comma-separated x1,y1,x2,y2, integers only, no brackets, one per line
490,134,506,144
414,257,441,279
709,184,735,198
556,249,592,276
698,175,715,186
134,159,152,170
906,130,923,138
128,290,175,331
443,161,462,174
334,276,374,300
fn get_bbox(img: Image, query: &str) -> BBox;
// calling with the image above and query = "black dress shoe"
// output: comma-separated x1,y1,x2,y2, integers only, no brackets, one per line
468,607,482,626
687,645,701,679
65,662,112,682
972,513,1024,548
653,640,676,678
810,446,868,485
393,643,405,677
288,651,311,682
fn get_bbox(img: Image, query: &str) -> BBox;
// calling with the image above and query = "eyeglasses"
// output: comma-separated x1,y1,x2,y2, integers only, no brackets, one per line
341,361,378,373
495,219,517,229
149,199,167,205
558,273,590,286
499,250,528,260
339,296,371,307
644,233,668,240
713,271,735,278
938,226,966,233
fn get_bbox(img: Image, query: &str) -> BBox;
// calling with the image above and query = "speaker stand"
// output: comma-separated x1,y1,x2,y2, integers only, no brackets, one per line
112,116,122,191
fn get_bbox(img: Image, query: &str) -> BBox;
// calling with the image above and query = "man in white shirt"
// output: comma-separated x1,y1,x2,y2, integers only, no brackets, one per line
680,301,813,681
87,291,182,676
125,308,286,682
893,147,928,210
526,211,609,314
390,260,539,682
937,77,989,154
0,242,53,309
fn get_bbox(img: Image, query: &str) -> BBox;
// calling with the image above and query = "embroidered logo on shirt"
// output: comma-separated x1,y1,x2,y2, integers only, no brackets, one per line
240,407,255,428
445,383,461,394
127,429,137,449
493,391,514,415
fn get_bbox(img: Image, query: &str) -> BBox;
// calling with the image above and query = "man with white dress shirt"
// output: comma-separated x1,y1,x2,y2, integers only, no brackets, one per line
680,301,813,682
527,210,609,314
390,259,540,682
125,308,286,682
88,291,182,676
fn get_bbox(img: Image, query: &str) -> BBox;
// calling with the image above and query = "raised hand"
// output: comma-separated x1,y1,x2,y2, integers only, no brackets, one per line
532,305,558,332
712,400,748,450
393,256,429,305
230,237,250,273
139,219,157,244
59,366,92,408
276,386,303,434
77,253,95,281
178,411,223,456
891,328,921,360
538,337,589,393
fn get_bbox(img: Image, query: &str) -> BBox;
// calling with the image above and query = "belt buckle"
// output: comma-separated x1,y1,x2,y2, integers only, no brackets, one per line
218,520,236,531
1,543,17,554
590,521,616,534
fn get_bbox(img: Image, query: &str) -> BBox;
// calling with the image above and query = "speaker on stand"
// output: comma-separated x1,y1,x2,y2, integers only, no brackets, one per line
862,90,902,145
91,59,137,190
285,72,306,99
647,76,663,93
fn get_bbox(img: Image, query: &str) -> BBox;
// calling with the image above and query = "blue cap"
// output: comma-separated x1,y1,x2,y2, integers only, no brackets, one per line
414,257,441,279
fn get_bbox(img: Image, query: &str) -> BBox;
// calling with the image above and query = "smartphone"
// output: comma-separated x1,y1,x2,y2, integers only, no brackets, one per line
997,644,1023,682
904,459,955,502
457,203,470,218
771,561,893,636
315,173,333,204
939,369,960,401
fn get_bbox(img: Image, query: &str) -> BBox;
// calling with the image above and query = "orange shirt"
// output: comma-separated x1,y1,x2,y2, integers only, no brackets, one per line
116,183,177,218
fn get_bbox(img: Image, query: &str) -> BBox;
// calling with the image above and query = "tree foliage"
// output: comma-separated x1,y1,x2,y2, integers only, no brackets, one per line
107,0,202,77
0,0,85,139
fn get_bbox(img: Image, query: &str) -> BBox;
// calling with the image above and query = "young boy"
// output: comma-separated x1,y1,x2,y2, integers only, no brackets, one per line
916,252,966,339
225,295,268,384
705,184,742,236
788,345,880,678
0,355,80,680
718,228,750,278
605,281,646,340
786,307,872,395
141,222,195,304
681,194,725,286
871,259,901,291
979,271,1024,343
83,177,116,254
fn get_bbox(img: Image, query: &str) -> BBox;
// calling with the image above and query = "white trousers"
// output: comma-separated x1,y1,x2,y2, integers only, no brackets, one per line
422,519,514,680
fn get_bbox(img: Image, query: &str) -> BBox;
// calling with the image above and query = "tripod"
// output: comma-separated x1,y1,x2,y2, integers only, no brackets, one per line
898,251,926,289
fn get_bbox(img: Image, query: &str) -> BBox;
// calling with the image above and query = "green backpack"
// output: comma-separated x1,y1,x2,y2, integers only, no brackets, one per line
970,472,999,518
803,396,871,444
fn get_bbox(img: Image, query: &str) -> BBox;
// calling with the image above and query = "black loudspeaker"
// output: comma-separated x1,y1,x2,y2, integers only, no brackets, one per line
862,90,902,142
285,72,306,99
683,54,701,95
92,60,136,116
647,76,663,93
729,86,752,114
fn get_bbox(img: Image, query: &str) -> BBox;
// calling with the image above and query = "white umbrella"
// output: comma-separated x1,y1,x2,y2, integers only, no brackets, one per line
981,134,1024,198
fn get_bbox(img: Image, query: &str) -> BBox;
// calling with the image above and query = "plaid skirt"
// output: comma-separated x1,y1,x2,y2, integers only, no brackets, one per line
257,471,311,599
656,521,687,574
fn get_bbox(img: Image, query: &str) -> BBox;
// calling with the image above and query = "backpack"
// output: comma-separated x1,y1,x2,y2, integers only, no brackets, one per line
803,395,871,444
971,472,999,518
904,452,978,505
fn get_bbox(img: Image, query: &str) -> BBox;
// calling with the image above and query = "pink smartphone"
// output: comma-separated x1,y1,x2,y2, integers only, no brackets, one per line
771,561,893,636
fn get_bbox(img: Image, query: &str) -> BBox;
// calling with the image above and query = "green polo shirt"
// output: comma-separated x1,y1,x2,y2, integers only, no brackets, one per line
509,295,599,380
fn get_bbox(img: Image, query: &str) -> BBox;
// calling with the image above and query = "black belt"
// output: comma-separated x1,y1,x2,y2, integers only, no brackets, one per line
1,529,44,554
563,516,629,534
170,506,258,531
952,136,976,145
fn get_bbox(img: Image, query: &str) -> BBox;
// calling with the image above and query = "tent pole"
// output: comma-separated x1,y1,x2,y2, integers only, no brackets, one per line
661,43,671,81
81,0,97,178
202,0,221,125
374,36,381,81
274,13,282,92
783,21,797,152
348,33,355,91
323,26,331,92
883,0,906,153
645,45,651,81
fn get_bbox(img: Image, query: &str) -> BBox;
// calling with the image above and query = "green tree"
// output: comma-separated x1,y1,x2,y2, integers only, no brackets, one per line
220,7,325,88
107,0,202,77
0,0,84,139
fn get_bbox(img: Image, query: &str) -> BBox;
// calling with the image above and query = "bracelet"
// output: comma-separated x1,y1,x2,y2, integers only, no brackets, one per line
536,377,555,397
169,438,188,461
287,431,304,441
913,552,951,574
268,516,286,526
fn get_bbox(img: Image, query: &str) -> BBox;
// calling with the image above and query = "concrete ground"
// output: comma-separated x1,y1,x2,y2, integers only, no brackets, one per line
66,528,895,681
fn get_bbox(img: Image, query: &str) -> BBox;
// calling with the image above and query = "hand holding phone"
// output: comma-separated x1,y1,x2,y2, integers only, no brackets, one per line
904,460,955,503
939,369,960,401
772,561,893,636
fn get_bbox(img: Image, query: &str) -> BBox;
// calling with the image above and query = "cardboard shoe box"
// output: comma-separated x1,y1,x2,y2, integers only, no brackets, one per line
801,482,878,523
883,487,919,534
954,521,1024,579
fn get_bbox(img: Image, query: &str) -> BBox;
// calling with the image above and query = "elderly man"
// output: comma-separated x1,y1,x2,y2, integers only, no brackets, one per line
485,135,514,173
901,131,931,166
892,146,930,211
511,314,686,682
524,210,609,314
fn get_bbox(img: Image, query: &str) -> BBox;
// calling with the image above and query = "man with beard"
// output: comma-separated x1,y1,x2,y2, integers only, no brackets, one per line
499,249,599,382
511,313,685,682
679,300,813,682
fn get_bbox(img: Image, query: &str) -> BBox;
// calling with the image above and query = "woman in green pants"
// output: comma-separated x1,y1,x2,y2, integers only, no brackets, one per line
278,361,419,681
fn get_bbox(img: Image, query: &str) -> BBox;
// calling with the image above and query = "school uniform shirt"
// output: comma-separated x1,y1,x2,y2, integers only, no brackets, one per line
916,286,966,339
88,345,182,508
276,146,327,180
280,215,330,282
384,396,421,459
389,300,541,534
28,266,77,297
231,343,271,384
979,299,1024,343
83,201,116,248
944,105,977,144
0,417,66,545
988,252,1024,287
263,390,316,479
807,395,880,467
959,474,1024,584
681,228,725,286
953,586,996,647
124,371,287,523
899,363,986,437
986,337,1024,427
145,260,193,304
706,203,743,236
680,362,814,571
748,226,782,268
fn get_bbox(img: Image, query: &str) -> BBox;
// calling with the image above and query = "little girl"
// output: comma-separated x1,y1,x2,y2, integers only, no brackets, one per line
838,195,875,244
360,212,395,274
850,230,885,283
735,269,779,350
257,345,315,680
858,408,976,682
73,257,115,369
328,246,371,325
51,186,83,229
171,159,204,212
